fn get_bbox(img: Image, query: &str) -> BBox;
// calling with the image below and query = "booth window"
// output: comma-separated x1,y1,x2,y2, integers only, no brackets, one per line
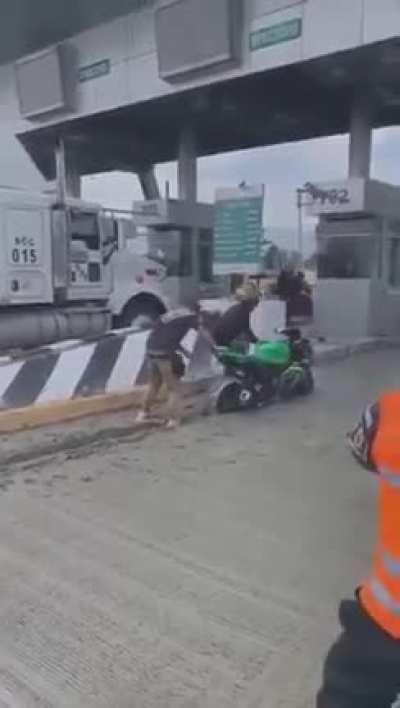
318,236,373,279
389,238,400,288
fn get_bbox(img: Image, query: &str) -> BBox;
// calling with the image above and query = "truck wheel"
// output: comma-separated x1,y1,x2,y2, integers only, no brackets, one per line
117,301,163,331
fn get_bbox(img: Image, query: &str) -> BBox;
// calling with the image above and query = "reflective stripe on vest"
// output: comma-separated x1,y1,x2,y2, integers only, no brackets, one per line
383,551,400,577
379,467,400,488
369,578,400,617
359,392,400,637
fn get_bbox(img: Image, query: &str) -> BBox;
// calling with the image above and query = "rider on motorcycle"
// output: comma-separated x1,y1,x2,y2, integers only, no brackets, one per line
212,282,260,348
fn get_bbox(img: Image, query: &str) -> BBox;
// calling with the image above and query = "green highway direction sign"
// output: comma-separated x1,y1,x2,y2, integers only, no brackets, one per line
250,18,302,52
214,185,264,275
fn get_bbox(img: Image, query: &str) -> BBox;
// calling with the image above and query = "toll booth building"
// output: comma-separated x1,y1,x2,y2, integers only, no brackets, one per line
314,180,400,339
2,0,400,337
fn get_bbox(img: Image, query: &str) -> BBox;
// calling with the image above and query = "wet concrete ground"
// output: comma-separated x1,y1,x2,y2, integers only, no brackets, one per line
0,349,398,707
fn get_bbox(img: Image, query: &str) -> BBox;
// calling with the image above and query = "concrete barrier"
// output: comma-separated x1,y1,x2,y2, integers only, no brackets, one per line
0,299,285,409
0,330,147,411
0,324,213,432
0,299,287,433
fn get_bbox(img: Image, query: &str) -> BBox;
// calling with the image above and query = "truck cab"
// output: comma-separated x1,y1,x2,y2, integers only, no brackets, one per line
108,197,215,329
106,215,169,329
0,188,215,349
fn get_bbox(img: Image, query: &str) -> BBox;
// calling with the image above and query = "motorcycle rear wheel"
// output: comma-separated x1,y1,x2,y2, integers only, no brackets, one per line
216,382,255,413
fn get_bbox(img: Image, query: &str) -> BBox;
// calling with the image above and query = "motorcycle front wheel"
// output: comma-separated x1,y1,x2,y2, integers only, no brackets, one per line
298,368,315,396
278,366,314,400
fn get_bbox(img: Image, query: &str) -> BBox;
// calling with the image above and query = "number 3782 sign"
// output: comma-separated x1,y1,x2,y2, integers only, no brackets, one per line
8,234,41,266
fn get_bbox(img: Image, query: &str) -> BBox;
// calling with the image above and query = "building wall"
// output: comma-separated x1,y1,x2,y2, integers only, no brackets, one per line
314,279,372,338
1,0,400,186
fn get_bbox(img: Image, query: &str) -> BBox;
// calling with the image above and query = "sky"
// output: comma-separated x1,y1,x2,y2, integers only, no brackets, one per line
83,126,400,242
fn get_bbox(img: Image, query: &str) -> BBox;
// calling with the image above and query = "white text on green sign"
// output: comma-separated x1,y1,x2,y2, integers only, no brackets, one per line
250,18,302,52
214,190,263,274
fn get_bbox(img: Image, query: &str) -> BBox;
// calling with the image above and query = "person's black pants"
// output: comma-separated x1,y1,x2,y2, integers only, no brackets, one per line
317,599,400,707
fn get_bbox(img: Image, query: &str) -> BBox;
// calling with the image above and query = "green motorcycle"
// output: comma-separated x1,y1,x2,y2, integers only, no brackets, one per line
212,328,314,414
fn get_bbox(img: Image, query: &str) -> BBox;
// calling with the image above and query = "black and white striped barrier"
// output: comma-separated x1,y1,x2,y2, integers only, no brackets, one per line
0,327,211,412
0,300,285,414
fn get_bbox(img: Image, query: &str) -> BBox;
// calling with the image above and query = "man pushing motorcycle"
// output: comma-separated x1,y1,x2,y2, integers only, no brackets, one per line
135,283,261,428
135,301,213,429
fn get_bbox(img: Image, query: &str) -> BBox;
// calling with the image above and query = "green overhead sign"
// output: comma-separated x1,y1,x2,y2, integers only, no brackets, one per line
250,18,302,51
78,59,111,83
214,186,264,275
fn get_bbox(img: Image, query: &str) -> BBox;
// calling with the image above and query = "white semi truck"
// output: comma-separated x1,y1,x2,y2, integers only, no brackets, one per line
0,187,214,350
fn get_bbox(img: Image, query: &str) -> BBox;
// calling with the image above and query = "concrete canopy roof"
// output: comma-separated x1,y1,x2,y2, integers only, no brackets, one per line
0,0,145,63
18,39,400,181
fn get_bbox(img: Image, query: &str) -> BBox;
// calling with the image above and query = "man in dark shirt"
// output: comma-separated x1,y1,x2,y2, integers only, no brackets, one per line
136,304,213,428
213,282,260,348
146,308,199,359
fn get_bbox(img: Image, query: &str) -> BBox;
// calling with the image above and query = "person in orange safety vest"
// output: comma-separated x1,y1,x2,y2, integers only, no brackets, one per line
317,391,400,708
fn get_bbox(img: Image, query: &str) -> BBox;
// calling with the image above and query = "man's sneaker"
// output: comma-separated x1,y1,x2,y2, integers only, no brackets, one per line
135,410,148,424
165,418,179,430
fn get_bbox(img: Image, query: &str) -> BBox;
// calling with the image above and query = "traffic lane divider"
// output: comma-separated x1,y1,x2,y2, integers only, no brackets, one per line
0,389,146,434
0,327,214,411
0,376,217,434
0,317,218,433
